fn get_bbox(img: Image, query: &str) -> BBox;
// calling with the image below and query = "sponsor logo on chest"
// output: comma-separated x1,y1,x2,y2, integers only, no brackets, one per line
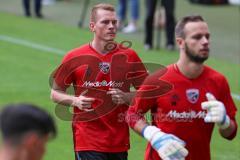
82,80,124,87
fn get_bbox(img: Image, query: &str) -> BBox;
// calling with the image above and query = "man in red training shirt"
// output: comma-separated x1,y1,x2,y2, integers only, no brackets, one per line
50,3,147,160
127,15,238,160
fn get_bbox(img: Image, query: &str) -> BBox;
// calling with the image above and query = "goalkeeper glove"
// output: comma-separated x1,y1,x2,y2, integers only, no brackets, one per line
201,92,230,129
142,125,188,160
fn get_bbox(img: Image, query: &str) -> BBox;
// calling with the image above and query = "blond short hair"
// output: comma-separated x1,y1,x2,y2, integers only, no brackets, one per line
90,3,115,22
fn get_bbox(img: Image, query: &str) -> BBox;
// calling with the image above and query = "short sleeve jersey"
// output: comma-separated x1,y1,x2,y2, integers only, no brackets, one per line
54,43,147,152
128,64,237,160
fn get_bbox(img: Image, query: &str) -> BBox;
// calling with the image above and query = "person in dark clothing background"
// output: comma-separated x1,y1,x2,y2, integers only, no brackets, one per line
22,0,43,18
144,0,176,50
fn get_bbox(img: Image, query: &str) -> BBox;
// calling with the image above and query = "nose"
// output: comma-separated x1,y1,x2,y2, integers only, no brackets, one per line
109,23,114,28
109,21,116,29
202,36,209,44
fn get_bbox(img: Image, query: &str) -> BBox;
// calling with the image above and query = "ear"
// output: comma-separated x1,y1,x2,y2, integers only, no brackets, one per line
176,37,185,50
23,134,38,149
89,22,95,32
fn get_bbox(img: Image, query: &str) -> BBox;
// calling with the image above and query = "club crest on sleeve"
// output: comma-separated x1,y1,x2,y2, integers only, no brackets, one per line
99,62,110,74
186,89,199,104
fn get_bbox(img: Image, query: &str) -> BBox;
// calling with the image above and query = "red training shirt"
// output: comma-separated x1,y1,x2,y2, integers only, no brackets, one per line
54,43,147,152
127,64,237,160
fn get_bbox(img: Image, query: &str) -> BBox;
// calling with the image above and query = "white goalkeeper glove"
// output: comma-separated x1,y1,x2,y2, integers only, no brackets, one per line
201,92,230,130
142,125,188,160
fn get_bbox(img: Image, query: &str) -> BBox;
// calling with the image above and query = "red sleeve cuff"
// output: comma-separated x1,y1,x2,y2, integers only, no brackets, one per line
224,119,238,140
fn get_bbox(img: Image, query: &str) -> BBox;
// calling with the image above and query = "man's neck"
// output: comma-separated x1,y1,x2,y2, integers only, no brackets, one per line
176,59,204,79
91,39,113,54
0,145,27,160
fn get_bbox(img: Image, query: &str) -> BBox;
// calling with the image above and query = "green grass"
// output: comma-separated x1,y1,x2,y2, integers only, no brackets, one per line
0,10,239,160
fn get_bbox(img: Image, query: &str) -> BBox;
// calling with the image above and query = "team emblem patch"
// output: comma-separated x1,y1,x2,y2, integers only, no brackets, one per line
99,62,110,74
186,89,199,104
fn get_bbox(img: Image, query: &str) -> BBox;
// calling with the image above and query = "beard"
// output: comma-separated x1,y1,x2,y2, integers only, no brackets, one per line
185,43,209,63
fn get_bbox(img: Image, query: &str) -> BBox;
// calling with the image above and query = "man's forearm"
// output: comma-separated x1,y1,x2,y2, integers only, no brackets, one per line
133,119,149,135
124,91,136,105
50,89,75,107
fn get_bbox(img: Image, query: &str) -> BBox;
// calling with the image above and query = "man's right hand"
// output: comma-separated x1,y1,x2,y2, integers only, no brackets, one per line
142,125,188,160
72,90,95,112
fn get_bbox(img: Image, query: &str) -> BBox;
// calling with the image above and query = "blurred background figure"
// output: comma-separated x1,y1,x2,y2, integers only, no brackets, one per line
144,0,176,50
154,5,166,50
229,0,240,5
22,0,43,18
42,0,55,6
0,103,57,160
117,0,139,33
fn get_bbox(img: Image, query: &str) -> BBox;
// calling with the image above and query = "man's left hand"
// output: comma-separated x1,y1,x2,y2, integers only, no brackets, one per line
201,92,230,129
107,88,127,105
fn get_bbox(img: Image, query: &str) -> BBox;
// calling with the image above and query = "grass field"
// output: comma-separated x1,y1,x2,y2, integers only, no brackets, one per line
0,1,239,160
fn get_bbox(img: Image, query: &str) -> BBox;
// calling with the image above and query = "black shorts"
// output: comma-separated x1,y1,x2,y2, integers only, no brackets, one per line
75,151,128,160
